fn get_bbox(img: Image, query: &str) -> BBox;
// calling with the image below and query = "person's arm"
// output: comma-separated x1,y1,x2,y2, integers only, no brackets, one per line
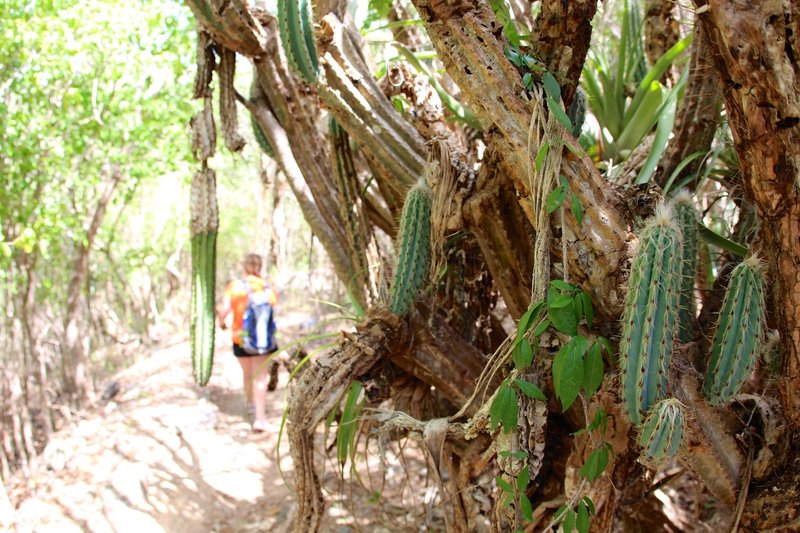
216,292,231,330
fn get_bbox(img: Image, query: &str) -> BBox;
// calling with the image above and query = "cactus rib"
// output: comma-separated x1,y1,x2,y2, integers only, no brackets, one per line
672,191,698,342
277,0,318,82
389,182,432,315
619,205,682,425
251,113,275,158
703,256,765,404
638,398,685,467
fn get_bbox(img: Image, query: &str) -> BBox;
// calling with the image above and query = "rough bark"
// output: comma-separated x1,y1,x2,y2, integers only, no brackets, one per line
696,0,800,430
643,0,680,79
653,25,722,189
62,170,121,405
411,0,633,321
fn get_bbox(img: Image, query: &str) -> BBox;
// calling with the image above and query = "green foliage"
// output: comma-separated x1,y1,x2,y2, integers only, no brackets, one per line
581,0,690,165
389,182,432,315
619,206,682,425
637,398,685,466
703,257,766,405
277,0,318,82
337,381,364,470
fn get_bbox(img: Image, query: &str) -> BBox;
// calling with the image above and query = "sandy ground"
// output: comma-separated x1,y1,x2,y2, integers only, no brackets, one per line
8,334,301,533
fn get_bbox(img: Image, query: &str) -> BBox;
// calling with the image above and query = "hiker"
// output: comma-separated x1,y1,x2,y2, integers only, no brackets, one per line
216,253,279,432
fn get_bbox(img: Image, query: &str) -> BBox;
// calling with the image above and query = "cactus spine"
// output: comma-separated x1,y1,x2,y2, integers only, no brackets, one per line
389,182,432,315
619,205,682,424
671,191,698,342
638,398,685,466
190,168,218,386
277,0,318,82
703,256,765,404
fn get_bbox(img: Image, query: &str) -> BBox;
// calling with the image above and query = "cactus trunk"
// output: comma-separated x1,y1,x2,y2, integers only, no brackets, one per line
703,257,765,404
672,191,698,342
277,0,318,82
619,205,682,424
190,168,219,386
389,182,432,316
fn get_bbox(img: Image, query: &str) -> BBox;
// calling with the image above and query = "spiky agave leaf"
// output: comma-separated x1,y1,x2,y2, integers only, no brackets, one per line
619,204,682,424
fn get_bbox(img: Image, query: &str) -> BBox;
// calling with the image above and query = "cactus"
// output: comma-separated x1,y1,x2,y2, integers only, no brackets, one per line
671,190,698,342
619,204,682,425
638,398,685,466
190,168,218,386
277,0,318,83
567,87,586,137
703,256,765,405
389,182,432,315
250,113,275,158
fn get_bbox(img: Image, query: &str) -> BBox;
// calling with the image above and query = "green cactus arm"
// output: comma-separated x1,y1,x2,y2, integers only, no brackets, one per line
671,191,698,342
389,184,432,315
278,0,318,82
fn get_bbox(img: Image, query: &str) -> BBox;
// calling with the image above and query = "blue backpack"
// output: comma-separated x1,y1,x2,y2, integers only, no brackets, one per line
240,280,278,355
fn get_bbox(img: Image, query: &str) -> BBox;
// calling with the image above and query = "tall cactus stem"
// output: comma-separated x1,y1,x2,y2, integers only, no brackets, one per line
277,0,318,82
389,181,432,315
619,204,682,425
671,190,698,342
703,256,766,405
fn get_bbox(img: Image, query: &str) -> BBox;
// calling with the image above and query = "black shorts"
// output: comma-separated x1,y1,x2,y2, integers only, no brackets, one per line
233,343,279,357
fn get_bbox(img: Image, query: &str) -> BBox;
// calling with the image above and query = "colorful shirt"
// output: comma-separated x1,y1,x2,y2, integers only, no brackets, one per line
223,275,277,345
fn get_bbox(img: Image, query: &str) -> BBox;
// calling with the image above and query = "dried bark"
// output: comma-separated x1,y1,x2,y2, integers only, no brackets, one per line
643,0,680,79
411,0,633,321
653,25,722,189
696,0,800,430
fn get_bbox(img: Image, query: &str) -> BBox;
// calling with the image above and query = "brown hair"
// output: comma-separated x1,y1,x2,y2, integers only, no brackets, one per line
244,254,262,275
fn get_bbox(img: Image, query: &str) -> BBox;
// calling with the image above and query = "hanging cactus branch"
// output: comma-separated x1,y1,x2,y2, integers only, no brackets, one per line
190,166,219,386
389,182,432,315
703,255,766,405
619,204,682,424
637,398,685,467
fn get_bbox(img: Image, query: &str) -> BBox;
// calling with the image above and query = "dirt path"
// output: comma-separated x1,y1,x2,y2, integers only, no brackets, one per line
11,339,298,533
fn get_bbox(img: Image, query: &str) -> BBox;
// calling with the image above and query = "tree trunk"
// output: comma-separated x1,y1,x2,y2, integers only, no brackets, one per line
62,170,121,405
696,1,800,430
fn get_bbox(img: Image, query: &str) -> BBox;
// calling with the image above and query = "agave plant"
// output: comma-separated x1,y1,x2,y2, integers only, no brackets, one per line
582,0,690,182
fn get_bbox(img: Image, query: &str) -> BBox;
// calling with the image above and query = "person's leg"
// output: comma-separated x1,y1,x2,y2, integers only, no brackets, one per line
251,354,270,424
236,351,254,405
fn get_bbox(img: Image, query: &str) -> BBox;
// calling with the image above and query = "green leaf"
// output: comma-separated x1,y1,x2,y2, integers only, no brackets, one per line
520,493,534,523
547,96,573,131
495,475,513,493
490,384,519,433
535,142,549,173
579,446,610,481
578,292,593,328
515,379,547,401
552,340,585,411
523,72,532,89
543,72,561,103
576,500,590,533
571,193,584,227
516,301,544,342
517,466,530,491
550,279,575,291
513,338,534,370
499,450,529,459
588,408,608,433
582,343,605,397
582,496,596,516
562,509,577,533
546,186,567,213
548,300,578,335
549,294,574,309
532,318,551,337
